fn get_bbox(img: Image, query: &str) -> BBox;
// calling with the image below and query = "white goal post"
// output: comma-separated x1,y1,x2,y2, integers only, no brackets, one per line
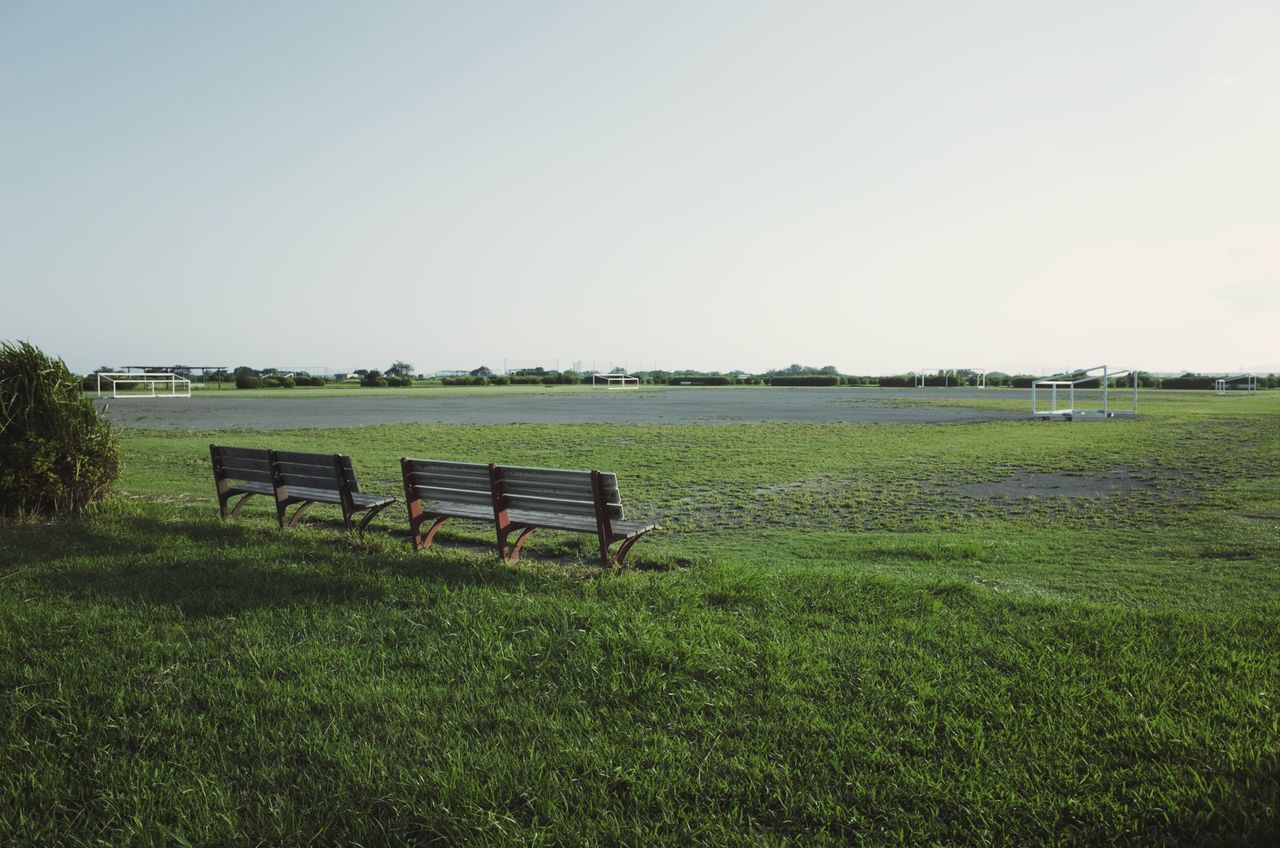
96,372,191,398
592,374,640,390
1031,365,1136,419
1215,374,1258,395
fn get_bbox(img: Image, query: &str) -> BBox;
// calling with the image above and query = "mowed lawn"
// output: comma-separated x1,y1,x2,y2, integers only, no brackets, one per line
2,393,1278,845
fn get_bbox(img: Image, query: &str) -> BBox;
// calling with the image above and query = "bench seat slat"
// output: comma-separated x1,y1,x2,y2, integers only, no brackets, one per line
404,458,489,474
226,480,274,495
280,486,394,508
277,470,343,487
499,478,620,501
219,467,275,484
499,465,609,484
506,510,654,538
502,492,623,520
411,485,493,506
218,457,271,472
351,492,396,508
277,486,345,505
406,470,490,490
420,501,494,520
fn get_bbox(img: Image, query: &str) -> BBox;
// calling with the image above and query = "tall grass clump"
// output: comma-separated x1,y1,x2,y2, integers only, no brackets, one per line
0,340,121,516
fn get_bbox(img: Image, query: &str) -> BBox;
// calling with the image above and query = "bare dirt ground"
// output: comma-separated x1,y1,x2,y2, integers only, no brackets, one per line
97,387,1029,430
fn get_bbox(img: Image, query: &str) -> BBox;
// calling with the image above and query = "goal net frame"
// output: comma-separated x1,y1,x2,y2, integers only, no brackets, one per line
1215,374,1258,395
1031,365,1136,419
591,374,640,390
96,372,192,399
913,368,985,388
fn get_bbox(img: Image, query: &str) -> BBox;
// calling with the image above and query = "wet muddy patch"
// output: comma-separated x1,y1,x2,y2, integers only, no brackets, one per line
952,469,1160,500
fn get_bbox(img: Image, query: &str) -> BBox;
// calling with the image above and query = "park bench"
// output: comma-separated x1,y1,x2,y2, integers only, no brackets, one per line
400,457,660,565
211,445,396,533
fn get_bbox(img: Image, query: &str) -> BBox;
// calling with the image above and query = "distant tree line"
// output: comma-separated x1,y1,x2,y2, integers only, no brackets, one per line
78,363,1279,391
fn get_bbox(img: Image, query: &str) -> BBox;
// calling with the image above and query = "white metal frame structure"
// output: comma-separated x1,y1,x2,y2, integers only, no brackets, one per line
914,369,987,388
1031,365,1137,419
1214,374,1258,395
592,374,640,390
96,372,191,399
913,369,953,388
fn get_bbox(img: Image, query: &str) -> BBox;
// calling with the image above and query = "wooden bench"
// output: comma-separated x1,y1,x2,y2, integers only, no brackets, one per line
401,458,660,565
211,445,396,533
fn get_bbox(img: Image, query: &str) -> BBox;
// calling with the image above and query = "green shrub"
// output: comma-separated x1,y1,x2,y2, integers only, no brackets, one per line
1161,373,1215,390
0,341,122,516
235,372,261,389
361,371,388,387
668,375,734,386
386,376,412,387
766,375,840,387
80,373,104,391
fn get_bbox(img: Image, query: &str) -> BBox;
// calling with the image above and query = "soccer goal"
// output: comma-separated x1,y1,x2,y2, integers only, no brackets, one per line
592,374,640,390
914,368,986,388
1215,374,1258,395
96,372,191,399
1031,365,1136,419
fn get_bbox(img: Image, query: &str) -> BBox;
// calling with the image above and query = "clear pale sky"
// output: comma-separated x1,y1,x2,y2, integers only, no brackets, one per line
2,1,1277,376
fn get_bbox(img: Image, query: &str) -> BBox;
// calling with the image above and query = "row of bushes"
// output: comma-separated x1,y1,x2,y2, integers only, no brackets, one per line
359,374,412,387
442,374,591,386
765,375,840,387
235,374,328,389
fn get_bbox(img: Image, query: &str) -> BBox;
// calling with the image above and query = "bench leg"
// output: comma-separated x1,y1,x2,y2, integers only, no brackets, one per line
355,502,393,535
502,527,537,565
413,516,450,551
287,501,315,528
229,492,258,519
613,530,655,567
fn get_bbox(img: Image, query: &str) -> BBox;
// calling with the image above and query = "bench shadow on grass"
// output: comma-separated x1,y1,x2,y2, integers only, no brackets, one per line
39,557,386,618
23,513,559,617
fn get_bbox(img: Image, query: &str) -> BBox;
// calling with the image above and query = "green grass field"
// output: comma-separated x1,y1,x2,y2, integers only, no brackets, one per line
3,392,1278,845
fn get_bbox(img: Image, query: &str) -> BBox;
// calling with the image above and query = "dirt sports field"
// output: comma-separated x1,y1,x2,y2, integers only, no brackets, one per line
96,386,1029,429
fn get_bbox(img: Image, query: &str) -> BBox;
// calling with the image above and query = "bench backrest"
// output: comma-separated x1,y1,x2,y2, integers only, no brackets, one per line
495,464,624,521
210,445,272,485
401,458,492,506
271,450,356,494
